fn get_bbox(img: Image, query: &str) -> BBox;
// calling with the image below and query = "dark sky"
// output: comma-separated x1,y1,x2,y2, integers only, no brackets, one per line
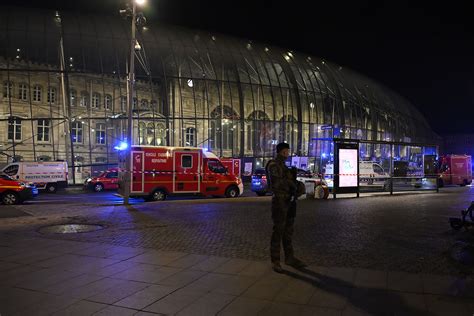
3,0,474,135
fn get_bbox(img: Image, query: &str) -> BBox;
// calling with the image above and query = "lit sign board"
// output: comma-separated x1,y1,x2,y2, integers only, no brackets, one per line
338,148,358,187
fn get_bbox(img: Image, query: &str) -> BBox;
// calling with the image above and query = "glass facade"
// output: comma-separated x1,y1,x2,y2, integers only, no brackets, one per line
0,7,438,182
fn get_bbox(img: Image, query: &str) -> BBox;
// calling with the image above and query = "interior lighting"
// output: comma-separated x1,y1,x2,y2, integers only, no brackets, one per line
135,0,147,6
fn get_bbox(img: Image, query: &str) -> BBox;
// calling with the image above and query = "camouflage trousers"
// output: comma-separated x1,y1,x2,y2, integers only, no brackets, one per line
270,194,296,263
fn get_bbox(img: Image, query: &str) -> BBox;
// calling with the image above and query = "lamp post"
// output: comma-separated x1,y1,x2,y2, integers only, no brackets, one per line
121,0,146,205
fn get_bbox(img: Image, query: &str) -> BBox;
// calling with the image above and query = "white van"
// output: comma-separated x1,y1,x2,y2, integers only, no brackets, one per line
2,161,68,193
359,161,390,186
323,161,389,188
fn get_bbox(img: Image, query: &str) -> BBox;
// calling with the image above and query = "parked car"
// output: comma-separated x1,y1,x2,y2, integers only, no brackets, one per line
84,169,119,192
0,172,38,205
251,167,318,196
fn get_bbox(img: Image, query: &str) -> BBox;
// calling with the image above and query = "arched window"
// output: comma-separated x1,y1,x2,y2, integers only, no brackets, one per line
146,123,155,145
80,91,88,107
138,122,146,145
141,99,149,109
92,92,100,108
47,87,56,104
156,123,166,146
120,96,127,111
280,115,297,146
246,110,270,154
105,94,112,110
18,83,28,101
210,105,239,151
33,85,42,102
70,89,77,106
185,127,196,147
3,81,13,98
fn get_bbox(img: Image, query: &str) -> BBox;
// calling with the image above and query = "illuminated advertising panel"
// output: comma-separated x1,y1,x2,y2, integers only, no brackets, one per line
339,148,358,187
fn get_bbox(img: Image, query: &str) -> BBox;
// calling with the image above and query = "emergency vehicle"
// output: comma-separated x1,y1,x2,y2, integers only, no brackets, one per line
438,155,472,187
121,146,243,201
84,169,119,192
0,172,38,205
1,161,68,193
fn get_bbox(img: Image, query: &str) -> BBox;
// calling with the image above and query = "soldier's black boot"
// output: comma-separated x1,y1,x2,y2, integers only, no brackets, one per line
272,261,284,273
285,256,307,269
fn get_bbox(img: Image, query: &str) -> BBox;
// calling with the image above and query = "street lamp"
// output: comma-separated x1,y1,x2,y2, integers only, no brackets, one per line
120,0,146,205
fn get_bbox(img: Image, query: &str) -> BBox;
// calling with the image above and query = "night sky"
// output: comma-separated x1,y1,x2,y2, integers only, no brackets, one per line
3,0,473,135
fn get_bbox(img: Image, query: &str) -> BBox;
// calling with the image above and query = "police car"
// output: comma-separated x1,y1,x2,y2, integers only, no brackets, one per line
251,168,316,196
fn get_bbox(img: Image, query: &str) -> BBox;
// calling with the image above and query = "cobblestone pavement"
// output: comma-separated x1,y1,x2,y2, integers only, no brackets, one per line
1,186,474,276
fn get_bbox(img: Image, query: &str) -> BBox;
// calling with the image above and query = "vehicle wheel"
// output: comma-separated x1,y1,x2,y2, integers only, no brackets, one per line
256,191,266,196
2,192,19,205
225,186,239,198
94,183,104,192
149,189,166,201
46,184,57,193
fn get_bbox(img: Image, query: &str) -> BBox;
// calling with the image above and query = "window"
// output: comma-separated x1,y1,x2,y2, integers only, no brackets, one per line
140,99,148,109
47,87,56,104
151,100,158,111
133,97,138,109
181,155,192,168
37,155,51,162
95,123,106,144
33,85,42,102
70,89,77,106
92,92,100,108
18,83,27,101
138,122,146,145
185,127,196,147
3,81,13,98
208,160,226,173
3,164,19,176
37,119,50,142
8,117,22,141
71,121,83,143
105,94,112,110
80,91,88,107
106,171,118,178
120,96,127,111
95,157,107,163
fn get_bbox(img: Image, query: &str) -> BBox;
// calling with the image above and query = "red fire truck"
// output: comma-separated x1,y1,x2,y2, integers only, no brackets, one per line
438,155,472,187
121,146,243,201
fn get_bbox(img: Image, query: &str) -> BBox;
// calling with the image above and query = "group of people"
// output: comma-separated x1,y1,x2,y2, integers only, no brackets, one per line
266,142,307,273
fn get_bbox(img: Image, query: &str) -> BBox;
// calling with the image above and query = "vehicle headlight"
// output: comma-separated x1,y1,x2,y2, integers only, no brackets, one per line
86,178,92,183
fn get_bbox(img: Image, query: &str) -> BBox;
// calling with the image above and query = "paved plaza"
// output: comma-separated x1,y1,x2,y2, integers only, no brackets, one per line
1,186,474,315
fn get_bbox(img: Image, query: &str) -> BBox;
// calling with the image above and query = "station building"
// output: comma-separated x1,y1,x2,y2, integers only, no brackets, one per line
0,6,439,183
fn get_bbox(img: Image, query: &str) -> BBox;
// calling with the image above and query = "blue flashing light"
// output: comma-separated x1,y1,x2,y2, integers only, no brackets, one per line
322,153,327,158
114,141,129,151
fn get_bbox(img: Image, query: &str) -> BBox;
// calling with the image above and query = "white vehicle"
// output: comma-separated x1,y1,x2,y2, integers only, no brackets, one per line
323,161,389,188
1,161,68,193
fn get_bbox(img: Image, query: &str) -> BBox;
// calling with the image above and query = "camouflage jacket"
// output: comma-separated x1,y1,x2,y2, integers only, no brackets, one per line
266,155,297,196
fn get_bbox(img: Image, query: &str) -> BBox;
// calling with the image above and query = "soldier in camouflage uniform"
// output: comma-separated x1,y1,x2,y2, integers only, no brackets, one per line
266,142,307,273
